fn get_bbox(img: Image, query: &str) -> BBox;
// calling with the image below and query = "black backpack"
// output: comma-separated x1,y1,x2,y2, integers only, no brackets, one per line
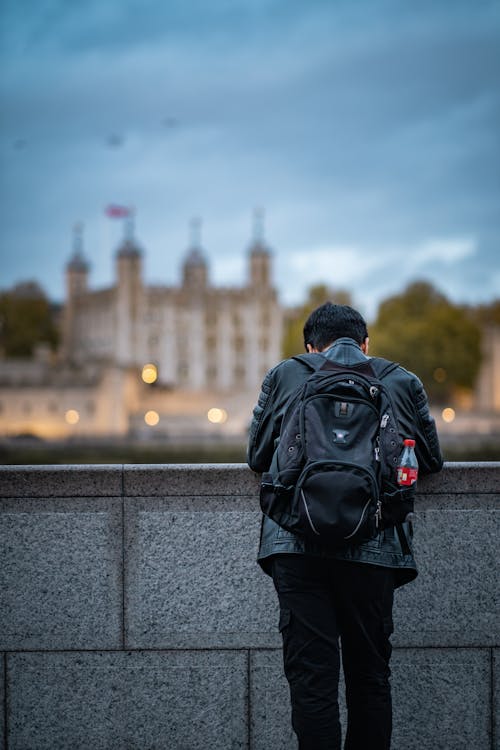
260,355,415,546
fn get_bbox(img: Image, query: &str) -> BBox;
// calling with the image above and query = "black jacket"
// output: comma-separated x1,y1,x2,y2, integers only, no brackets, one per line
247,338,443,587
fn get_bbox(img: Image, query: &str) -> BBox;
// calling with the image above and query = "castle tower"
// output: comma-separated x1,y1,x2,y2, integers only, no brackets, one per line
182,218,209,290
62,223,90,361
180,218,208,389
244,208,280,387
114,211,144,367
248,208,271,289
66,223,89,297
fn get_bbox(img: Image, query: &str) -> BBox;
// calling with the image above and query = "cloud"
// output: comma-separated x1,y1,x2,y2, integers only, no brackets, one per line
411,238,476,265
0,0,498,318
286,245,381,286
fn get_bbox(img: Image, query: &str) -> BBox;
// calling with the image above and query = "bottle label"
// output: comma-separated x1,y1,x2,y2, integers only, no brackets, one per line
397,467,418,486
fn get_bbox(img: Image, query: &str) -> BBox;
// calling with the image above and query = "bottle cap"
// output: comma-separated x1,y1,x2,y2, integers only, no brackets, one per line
404,438,416,447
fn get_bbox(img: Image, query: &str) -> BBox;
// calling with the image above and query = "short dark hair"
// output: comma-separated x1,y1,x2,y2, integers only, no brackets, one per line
303,302,368,351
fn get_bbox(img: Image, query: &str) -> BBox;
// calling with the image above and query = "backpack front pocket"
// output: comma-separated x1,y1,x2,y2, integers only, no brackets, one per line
295,461,379,544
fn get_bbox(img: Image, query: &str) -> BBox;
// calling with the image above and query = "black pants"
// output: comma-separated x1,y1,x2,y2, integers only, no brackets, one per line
271,555,395,750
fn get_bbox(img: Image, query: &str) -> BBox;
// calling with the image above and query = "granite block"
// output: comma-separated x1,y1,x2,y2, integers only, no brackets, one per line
250,650,347,750
250,650,298,750
0,464,123,497
0,654,4,750
391,648,491,750
125,497,278,648
250,649,490,750
415,491,499,511
393,509,499,647
0,498,123,650
7,650,247,750
419,462,500,494
123,463,261,497
494,649,499,750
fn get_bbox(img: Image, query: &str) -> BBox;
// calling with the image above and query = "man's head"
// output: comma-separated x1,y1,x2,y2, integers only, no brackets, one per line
303,302,369,353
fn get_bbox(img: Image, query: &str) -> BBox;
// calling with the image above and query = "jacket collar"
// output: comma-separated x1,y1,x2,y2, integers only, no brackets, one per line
322,337,370,366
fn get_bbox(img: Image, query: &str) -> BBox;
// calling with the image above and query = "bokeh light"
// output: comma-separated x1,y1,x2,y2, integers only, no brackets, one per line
144,410,160,426
433,367,447,383
65,409,80,425
141,364,158,384
442,407,456,423
207,407,228,424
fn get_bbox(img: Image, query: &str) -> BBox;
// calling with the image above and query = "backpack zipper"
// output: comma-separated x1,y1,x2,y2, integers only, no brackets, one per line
300,489,321,535
344,496,372,540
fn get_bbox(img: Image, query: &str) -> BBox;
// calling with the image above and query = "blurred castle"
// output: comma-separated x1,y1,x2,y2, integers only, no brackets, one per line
0,213,499,443
0,213,283,439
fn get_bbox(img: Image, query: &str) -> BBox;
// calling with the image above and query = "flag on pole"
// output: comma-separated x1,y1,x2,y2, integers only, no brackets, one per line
105,204,131,218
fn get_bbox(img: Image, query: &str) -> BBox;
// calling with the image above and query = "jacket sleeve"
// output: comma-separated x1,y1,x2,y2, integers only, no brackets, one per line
247,366,278,473
410,376,444,475
390,368,443,476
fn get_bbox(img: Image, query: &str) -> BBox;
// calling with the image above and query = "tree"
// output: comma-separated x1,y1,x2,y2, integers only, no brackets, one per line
282,284,352,358
369,281,482,402
0,282,59,358
474,299,500,326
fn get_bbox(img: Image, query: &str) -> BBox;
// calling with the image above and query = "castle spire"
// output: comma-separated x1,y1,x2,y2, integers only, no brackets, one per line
73,222,84,254
189,216,202,248
124,207,135,241
248,207,271,288
67,222,89,272
252,207,265,243
116,207,142,259
183,217,208,289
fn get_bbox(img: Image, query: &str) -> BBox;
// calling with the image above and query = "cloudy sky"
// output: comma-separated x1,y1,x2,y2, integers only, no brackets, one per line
1,0,499,320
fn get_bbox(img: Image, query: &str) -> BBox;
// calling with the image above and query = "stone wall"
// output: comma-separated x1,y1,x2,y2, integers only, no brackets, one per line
1,463,498,749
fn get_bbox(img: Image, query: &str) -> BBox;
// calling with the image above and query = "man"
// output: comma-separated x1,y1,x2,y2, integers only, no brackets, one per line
247,302,443,750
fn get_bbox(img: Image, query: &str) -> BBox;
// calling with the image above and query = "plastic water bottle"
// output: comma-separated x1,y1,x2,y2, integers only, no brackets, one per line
397,438,418,486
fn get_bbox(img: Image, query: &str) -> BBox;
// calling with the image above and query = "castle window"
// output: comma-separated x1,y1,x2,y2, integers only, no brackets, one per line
205,310,217,327
23,401,32,415
234,337,244,352
48,401,58,414
206,366,217,382
86,401,95,415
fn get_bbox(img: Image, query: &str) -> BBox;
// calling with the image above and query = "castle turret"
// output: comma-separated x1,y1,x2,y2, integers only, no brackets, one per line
114,211,144,366
182,218,208,290
66,223,90,297
248,208,271,289
115,212,143,286
62,223,90,361
245,208,282,387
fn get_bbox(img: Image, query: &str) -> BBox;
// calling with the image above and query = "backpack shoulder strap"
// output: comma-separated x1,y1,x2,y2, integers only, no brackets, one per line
368,357,399,380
